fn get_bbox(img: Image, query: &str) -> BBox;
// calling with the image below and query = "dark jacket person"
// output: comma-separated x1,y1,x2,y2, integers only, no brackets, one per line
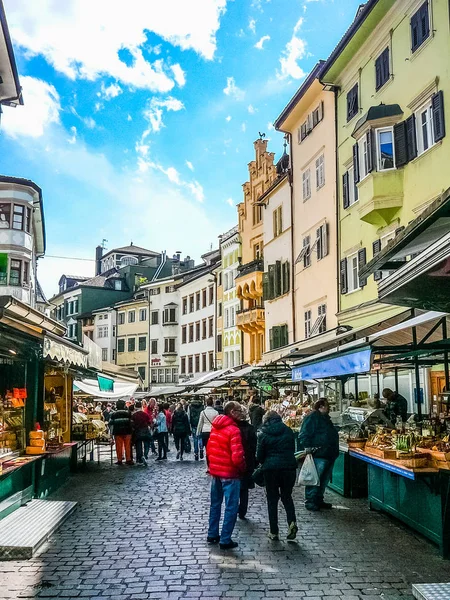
256,411,298,541
171,403,190,460
298,398,339,511
248,398,265,430
236,409,257,520
382,388,408,424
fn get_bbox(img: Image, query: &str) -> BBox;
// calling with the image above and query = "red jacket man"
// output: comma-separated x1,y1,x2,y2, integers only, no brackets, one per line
206,402,246,550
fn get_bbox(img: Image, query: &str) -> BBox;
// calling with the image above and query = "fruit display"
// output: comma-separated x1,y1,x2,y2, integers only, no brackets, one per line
0,405,25,456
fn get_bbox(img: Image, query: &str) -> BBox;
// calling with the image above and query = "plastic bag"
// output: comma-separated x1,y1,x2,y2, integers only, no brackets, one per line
297,454,320,486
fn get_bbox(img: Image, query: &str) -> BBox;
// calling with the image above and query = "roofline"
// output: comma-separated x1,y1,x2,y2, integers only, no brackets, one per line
257,173,288,205
176,265,216,289
320,0,380,82
0,0,23,106
274,61,326,130
0,175,45,253
101,247,160,260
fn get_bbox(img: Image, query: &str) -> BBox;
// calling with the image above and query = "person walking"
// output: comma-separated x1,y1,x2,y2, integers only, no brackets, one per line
257,410,298,541
196,397,219,451
248,396,265,430
235,406,257,520
131,401,152,466
206,401,246,550
188,398,205,461
298,398,339,511
163,402,172,452
109,399,134,465
155,404,168,460
172,403,190,460
214,399,224,414
144,397,158,455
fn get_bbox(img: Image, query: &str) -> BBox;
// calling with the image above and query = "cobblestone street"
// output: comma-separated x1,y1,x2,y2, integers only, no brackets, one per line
1,452,447,600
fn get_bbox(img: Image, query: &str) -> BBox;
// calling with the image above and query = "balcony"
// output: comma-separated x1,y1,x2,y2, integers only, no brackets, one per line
0,285,31,305
357,169,403,227
236,258,264,279
236,306,265,334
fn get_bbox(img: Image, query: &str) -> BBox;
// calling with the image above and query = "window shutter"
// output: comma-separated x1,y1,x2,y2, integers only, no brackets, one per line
284,261,290,293
273,210,277,238
342,172,350,209
320,100,324,121
373,239,383,282
411,12,419,51
275,260,282,297
322,223,329,258
297,127,302,144
353,143,360,183
269,328,274,350
273,326,280,350
340,259,348,294
263,272,269,301
432,91,446,142
278,206,283,233
316,228,322,260
420,2,430,41
268,264,275,300
366,130,373,173
358,247,367,287
406,115,418,161
394,121,408,167
375,55,382,90
280,324,288,347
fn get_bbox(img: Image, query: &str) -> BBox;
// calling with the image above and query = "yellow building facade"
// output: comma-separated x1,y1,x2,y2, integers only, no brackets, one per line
236,138,277,364
321,0,450,329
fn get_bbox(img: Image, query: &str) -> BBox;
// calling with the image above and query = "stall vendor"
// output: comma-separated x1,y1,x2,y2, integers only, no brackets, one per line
382,388,408,423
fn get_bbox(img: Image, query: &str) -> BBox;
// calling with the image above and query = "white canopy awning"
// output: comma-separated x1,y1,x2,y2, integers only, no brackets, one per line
74,377,138,399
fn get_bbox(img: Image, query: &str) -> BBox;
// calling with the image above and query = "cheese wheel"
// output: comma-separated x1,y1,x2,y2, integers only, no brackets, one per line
30,439,46,448
29,431,45,440
26,446,45,455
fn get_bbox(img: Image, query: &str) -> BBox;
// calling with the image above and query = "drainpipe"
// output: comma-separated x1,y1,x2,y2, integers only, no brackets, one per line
333,86,341,318
287,133,296,343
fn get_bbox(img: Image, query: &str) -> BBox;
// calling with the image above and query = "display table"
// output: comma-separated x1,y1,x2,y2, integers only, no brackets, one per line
350,449,450,558
328,445,368,498
35,443,78,499
0,455,43,520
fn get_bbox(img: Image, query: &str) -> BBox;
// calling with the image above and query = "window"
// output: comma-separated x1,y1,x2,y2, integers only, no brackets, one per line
304,311,312,339
139,308,147,321
151,339,158,354
112,349,116,361
217,334,222,353
189,324,194,342
189,295,194,312
23,261,30,286
0,253,6,285
158,368,164,383
315,155,325,189
25,207,31,233
114,280,123,291
347,83,359,121
118,339,125,353
202,353,207,372
138,366,146,382
225,308,230,329
376,127,395,170
360,137,369,179
188,356,193,374
218,302,222,317
151,369,158,383
316,224,329,260
173,368,179,384
182,297,188,315
0,203,11,229
195,321,201,341
269,324,288,350
209,317,214,338
9,259,21,286
182,325,187,344
101,348,108,361
112,325,116,337
128,310,136,323
128,338,136,352
209,286,214,305
230,306,235,327
303,236,311,268
202,288,207,307
151,311,159,325
118,312,125,325
254,243,262,260
163,306,176,324
165,285,175,293
416,101,434,154
310,304,327,337
165,368,172,383
12,205,24,230
202,319,207,339
195,355,200,373
68,323,77,339
273,205,283,238
149,287,160,295
97,326,108,338
344,253,361,293
164,338,176,354
181,357,186,374
196,292,201,310
209,352,214,371
218,272,222,287
375,47,390,90
411,1,430,53
342,166,359,209
138,337,147,351
253,203,262,225
302,169,311,200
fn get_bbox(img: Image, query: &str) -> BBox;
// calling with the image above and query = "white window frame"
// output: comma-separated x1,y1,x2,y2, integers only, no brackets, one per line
128,310,136,324
415,100,434,155
376,126,396,171
348,166,358,206
315,154,325,189
302,169,311,200
359,137,370,180
101,348,108,362
118,312,125,325
304,310,312,339
139,308,147,321
347,252,360,293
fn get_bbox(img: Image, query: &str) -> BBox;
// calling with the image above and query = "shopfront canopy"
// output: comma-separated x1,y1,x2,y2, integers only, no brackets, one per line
74,377,138,399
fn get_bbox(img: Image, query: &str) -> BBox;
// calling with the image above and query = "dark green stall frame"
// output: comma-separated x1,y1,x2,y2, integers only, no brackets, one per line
0,458,41,519
329,448,368,498
350,450,450,558
35,444,77,498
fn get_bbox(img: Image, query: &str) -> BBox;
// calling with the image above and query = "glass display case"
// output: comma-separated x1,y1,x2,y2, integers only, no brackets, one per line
0,403,25,458
43,368,72,444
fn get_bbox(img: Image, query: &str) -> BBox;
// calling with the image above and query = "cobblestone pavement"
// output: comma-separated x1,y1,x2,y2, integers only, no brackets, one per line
1,449,447,600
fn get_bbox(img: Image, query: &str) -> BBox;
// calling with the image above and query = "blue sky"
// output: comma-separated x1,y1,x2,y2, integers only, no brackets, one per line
0,0,363,297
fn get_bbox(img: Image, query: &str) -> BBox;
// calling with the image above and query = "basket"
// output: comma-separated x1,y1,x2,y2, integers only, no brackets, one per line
395,454,428,468
347,438,366,449
365,446,397,460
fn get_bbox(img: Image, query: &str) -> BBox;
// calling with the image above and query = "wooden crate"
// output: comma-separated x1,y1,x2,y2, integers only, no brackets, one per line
364,446,397,460
395,455,429,468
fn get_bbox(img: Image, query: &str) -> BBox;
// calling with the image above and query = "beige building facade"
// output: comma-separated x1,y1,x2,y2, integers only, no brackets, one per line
115,297,149,388
275,63,338,344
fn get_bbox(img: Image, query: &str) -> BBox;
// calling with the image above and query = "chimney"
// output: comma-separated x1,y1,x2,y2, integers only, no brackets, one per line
95,245,103,276
176,251,181,261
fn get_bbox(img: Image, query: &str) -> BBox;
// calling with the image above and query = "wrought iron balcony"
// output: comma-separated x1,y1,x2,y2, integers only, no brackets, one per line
236,258,264,279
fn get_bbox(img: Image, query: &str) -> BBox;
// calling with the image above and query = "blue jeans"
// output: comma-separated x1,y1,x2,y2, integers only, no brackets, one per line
192,428,203,456
135,436,150,463
305,457,334,508
208,477,240,544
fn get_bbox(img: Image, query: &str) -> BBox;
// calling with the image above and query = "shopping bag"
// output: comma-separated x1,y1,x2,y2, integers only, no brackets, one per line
251,466,265,487
297,454,320,486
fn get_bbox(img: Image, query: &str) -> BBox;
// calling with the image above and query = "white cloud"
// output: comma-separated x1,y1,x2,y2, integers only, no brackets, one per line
127,114,132,121
254,35,270,50
83,116,96,129
241,122,246,132
142,96,184,134
267,121,274,131
99,82,122,100
186,181,205,203
226,197,234,206
67,126,77,144
223,76,245,100
249,18,256,33
278,17,307,80
171,64,186,87
225,115,232,122
5,0,227,92
247,104,257,114
186,160,194,171
1,76,60,138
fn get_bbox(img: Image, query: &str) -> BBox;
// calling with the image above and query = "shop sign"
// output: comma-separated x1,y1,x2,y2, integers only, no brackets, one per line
292,347,372,381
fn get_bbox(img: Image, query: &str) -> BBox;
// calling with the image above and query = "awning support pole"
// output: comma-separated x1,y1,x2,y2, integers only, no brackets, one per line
443,318,450,392
412,323,422,420
376,370,380,397
394,368,399,393
354,374,359,402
